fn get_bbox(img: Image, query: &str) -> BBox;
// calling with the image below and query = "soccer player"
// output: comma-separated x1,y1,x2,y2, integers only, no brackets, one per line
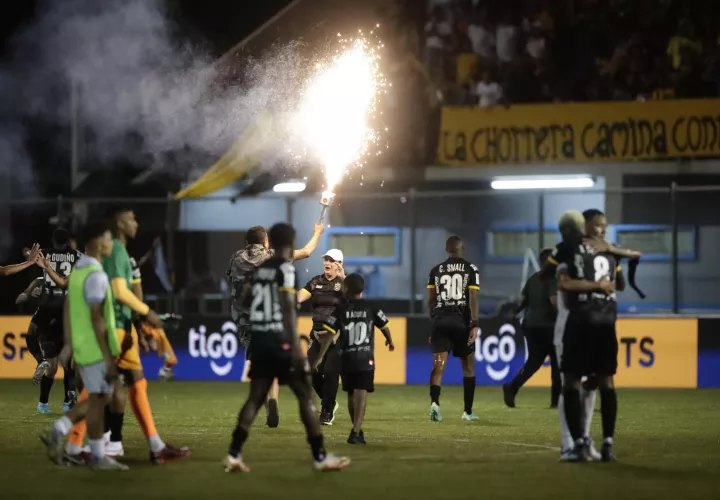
227,223,324,427
552,210,626,462
130,255,177,380
298,249,345,426
33,228,82,413
319,273,394,445
16,277,45,371
224,223,350,473
40,220,128,470
426,236,480,422
503,247,561,409
64,207,188,464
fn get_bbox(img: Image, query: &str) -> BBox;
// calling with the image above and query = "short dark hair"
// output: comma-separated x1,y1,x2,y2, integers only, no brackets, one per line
446,236,463,252
106,205,133,220
345,273,365,295
583,209,605,221
246,226,267,245
82,220,110,246
52,228,70,247
268,223,295,249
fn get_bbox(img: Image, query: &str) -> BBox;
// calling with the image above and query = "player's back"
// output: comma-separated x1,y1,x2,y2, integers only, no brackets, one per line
335,299,388,372
556,240,618,326
428,257,480,320
247,256,296,356
39,248,81,310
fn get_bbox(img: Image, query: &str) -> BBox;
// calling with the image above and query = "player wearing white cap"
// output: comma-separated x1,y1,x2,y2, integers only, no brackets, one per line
298,248,346,425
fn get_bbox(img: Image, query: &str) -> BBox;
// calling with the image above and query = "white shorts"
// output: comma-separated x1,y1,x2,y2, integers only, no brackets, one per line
78,361,113,395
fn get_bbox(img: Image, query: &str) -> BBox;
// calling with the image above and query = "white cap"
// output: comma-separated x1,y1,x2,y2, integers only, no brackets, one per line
322,249,344,262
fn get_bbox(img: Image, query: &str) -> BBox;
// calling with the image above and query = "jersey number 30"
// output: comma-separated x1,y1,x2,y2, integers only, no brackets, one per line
440,274,464,300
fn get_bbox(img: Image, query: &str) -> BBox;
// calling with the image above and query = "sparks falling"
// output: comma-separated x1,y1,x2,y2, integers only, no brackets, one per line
293,33,384,192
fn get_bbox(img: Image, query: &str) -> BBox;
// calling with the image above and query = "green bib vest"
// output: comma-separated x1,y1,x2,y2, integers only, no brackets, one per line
68,262,120,366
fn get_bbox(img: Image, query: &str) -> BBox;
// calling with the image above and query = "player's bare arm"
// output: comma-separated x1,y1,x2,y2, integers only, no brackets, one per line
0,243,41,276
297,288,312,304
90,302,116,379
426,286,437,318
38,257,70,288
468,287,480,344
59,298,73,367
292,224,325,261
380,326,394,351
16,277,43,304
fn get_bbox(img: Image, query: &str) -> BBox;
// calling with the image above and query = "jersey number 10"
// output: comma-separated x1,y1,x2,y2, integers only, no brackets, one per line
346,322,370,346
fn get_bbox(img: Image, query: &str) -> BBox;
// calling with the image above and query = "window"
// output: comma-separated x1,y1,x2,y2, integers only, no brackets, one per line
612,225,697,261
487,225,560,262
325,227,401,265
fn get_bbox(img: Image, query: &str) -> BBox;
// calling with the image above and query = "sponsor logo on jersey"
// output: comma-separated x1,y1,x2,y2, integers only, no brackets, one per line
188,321,238,377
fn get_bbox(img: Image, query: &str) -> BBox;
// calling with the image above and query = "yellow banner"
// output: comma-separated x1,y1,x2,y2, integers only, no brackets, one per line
526,318,698,388
0,316,65,379
438,99,720,165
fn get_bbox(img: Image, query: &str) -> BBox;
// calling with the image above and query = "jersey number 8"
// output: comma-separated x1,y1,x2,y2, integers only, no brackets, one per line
440,274,464,300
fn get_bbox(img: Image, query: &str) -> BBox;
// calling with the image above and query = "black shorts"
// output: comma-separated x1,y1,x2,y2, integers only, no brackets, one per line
560,318,618,377
430,316,472,358
249,354,309,385
341,371,374,393
32,310,64,359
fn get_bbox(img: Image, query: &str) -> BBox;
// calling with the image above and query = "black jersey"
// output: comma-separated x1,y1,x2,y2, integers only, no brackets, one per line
303,274,344,332
227,245,276,324
551,240,621,326
323,299,389,372
427,257,480,321
247,256,297,356
38,249,82,310
130,257,142,285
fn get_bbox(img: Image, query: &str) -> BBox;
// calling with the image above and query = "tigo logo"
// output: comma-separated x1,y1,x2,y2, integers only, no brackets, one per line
475,323,521,381
188,321,238,377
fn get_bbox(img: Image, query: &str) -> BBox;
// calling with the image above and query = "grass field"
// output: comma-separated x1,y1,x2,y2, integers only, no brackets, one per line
1,381,719,500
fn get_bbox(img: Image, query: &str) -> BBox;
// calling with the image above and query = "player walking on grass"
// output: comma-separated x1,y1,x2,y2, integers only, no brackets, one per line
224,223,350,473
426,236,480,422
64,207,188,464
40,221,128,470
298,249,346,426
319,273,394,445
32,229,82,414
227,223,324,427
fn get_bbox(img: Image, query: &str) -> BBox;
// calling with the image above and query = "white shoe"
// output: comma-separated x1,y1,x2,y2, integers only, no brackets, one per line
314,453,351,472
103,431,111,444
559,448,574,462
91,456,129,471
224,455,250,473
585,438,602,461
105,441,124,457
159,367,175,381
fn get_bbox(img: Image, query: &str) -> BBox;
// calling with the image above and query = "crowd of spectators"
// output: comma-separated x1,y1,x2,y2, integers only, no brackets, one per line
425,0,720,107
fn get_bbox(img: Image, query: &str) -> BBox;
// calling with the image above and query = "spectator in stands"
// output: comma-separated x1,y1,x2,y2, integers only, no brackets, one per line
467,12,495,62
496,12,519,66
475,68,503,107
667,19,702,70
525,26,547,61
425,6,454,75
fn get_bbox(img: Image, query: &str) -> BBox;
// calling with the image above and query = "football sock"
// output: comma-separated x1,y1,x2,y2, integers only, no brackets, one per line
581,388,597,438
557,394,574,451
562,388,583,442
63,367,76,403
54,416,73,436
308,434,327,462
108,410,124,443
128,379,162,450
89,438,104,460
67,389,89,449
39,375,54,405
228,426,248,458
599,388,617,442
430,385,441,405
463,376,476,414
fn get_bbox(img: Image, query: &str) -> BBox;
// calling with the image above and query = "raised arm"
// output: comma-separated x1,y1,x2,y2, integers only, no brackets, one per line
0,244,41,277
292,224,325,261
16,277,43,305
38,258,69,288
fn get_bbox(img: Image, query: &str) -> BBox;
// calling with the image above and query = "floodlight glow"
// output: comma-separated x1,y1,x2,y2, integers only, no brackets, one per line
273,181,307,193
490,176,595,190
